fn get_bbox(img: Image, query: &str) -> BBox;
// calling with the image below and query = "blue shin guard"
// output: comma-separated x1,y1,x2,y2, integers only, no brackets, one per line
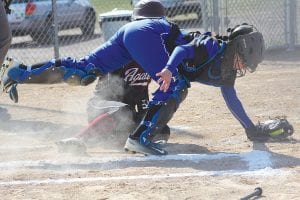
1,58,97,102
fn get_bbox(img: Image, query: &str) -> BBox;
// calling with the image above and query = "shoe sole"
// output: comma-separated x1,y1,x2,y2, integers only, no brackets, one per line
124,139,145,155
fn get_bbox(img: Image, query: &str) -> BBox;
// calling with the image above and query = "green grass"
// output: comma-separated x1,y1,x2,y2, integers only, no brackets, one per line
90,0,133,14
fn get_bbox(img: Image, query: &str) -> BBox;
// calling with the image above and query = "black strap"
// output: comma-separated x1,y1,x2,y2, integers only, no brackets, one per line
165,22,181,54
190,34,209,67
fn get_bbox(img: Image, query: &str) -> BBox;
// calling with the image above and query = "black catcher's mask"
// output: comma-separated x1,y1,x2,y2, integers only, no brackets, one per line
223,23,265,76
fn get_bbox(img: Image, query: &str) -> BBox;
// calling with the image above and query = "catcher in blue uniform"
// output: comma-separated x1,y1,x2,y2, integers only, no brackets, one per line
0,0,293,155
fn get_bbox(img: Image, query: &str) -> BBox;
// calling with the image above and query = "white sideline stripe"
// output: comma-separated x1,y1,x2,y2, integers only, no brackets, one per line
0,150,272,171
0,168,287,186
0,145,51,151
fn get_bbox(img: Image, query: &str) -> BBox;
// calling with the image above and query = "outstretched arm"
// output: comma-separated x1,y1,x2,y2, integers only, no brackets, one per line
220,86,254,129
221,86,295,141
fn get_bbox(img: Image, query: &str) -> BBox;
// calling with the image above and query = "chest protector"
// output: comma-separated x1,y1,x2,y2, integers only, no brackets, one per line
180,34,231,86
166,23,265,87
165,24,234,87
179,23,265,86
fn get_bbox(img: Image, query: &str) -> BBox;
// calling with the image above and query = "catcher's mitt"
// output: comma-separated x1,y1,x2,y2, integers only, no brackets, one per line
246,116,294,141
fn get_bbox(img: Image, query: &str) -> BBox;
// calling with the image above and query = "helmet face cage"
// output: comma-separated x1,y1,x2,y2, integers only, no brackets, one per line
226,23,265,76
229,29,265,77
233,53,248,77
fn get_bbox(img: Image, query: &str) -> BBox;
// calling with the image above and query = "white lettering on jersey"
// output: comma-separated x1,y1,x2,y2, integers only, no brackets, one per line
124,68,151,86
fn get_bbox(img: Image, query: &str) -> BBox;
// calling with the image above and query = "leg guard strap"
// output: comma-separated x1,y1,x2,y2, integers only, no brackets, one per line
131,97,176,145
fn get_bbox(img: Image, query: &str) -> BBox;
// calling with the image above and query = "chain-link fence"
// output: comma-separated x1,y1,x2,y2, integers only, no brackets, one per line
6,0,299,65
297,0,300,46
220,0,287,49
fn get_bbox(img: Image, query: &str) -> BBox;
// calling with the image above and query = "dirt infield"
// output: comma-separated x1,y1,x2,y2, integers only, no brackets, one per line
0,49,299,199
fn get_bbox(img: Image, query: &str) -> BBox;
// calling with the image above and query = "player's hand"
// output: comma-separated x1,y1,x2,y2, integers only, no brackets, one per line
156,68,172,92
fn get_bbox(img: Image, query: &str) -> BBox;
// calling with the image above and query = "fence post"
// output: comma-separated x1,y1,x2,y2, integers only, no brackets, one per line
286,0,296,51
201,0,209,32
212,0,220,33
52,0,59,59
219,0,228,34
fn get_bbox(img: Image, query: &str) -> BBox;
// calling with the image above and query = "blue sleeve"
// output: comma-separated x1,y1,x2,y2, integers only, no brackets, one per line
60,25,132,75
165,44,195,74
221,86,254,129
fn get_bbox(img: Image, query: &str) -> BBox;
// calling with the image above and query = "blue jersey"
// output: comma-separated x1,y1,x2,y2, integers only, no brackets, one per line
61,18,188,101
62,18,188,79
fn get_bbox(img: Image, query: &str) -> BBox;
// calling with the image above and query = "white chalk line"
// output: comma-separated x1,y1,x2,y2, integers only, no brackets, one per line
0,150,271,171
0,150,290,186
0,145,51,151
0,168,288,186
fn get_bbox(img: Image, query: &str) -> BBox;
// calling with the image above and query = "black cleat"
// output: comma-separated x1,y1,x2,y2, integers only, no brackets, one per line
151,125,170,145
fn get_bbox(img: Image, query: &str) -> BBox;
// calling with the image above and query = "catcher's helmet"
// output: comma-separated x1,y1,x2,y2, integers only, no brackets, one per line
228,23,254,41
132,0,165,20
224,23,265,74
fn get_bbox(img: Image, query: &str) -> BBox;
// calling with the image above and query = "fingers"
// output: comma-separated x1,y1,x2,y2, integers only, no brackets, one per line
156,72,162,80
157,77,170,92
157,77,163,84
156,69,172,92
160,81,170,92
158,77,170,92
